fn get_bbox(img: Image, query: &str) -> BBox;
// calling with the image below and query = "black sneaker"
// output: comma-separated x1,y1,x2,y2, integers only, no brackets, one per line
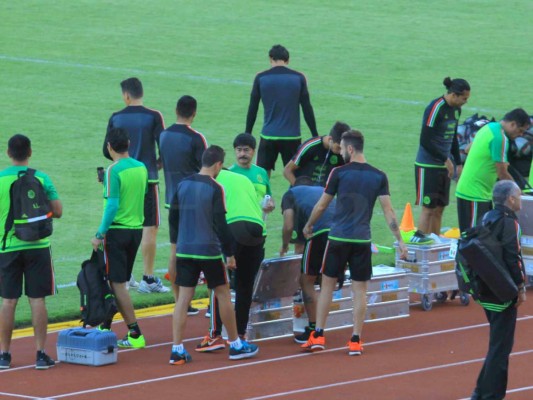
294,326,313,344
187,306,199,316
35,351,55,370
0,352,11,369
169,349,192,365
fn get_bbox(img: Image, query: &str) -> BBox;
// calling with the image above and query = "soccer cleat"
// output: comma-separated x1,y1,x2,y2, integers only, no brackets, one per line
117,332,146,349
205,310,211,318
301,331,325,352
294,326,313,344
229,340,259,360
347,340,364,356
187,306,200,316
408,230,434,245
35,351,55,370
195,335,226,352
0,352,11,369
137,277,170,293
169,349,192,365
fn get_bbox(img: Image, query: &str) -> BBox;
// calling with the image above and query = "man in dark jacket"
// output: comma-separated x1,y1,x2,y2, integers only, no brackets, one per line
471,180,527,400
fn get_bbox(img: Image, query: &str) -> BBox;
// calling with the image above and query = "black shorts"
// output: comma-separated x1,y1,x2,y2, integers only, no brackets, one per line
302,232,328,276
322,240,372,281
143,183,161,227
414,166,450,208
103,228,142,283
257,138,301,171
175,257,229,289
0,248,55,299
457,197,493,233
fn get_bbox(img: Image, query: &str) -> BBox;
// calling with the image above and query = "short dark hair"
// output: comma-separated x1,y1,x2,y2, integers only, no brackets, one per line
202,145,225,167
120,77,143,99
233,133,256,149
176,95,197,118
293,176,315,187
107,127,130,153
443,77,470,95
8,134,31,161
341,130,364,152
329,121,351,143
269,45,289,62
503,108,530,128
492,180,519,206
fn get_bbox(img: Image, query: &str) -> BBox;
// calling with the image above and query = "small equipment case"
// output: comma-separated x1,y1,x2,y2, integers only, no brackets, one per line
57,327,117,366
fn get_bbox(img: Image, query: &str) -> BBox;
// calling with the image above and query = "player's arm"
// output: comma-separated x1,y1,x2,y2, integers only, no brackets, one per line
44,177,62,218
168,192,180,245
154,112,165,169
283,161,299,186
281,208,295,256
299,75,318,137
379,195,407,260
496,162,514,181
49,200,63,219
103,118,113,161
245,75,261,134
303,192,333,238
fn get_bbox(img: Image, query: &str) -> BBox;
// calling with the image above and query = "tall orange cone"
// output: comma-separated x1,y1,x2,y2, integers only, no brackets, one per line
399,202,415,232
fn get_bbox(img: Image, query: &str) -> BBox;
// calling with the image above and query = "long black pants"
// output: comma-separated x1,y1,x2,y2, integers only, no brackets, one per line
211,221,265,336
471,304,517,400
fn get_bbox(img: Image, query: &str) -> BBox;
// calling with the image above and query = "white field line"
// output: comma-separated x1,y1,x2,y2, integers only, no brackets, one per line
0,54,500,114
4,315,531,399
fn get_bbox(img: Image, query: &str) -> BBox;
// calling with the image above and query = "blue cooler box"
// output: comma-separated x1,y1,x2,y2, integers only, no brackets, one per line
57,328,117,366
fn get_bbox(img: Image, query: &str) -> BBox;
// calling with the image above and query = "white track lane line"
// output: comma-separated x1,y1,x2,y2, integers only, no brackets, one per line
5,315,530,399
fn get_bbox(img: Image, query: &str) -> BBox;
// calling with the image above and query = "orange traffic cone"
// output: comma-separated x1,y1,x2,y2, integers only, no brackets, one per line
399,203,415,232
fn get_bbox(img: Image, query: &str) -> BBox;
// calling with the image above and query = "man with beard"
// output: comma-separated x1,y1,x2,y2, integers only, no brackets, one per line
302,130,407,356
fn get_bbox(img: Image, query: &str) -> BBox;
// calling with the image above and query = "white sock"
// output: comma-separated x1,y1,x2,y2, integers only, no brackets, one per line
172,344,184,353
229,337,243,350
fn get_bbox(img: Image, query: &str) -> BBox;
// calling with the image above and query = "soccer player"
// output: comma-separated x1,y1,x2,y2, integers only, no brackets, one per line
245,44,319,177
284,121,349,187
302,130,407,355
103,77,168,293
0,134,62,370
280,176,336,343
160,95,208,316
196,169,266,352
169,146,259,364
415,77,470,235
229,133,274,215
92,128,147,349
456,108,530,232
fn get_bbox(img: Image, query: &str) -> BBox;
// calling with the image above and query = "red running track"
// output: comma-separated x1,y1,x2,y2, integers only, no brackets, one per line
1,295,532,400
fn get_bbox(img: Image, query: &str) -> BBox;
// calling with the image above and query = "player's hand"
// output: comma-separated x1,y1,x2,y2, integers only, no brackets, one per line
226,256,236,270
445,158,454,179
303,224,313,239
516,289,526,308
397,241,408,260
280,244,289,257
91,237,103,251
455,165,463,180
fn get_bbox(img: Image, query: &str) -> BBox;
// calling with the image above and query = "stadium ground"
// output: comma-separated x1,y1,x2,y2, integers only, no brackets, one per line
2,294,532,400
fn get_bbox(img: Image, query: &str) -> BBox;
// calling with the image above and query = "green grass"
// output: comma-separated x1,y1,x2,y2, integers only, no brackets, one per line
1,0,531,326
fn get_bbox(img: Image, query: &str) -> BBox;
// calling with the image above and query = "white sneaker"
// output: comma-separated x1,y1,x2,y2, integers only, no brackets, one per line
127,276,139,290
137,277,171,293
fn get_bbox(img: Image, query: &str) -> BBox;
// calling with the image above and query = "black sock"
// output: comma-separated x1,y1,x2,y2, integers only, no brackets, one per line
101,319,112,330
143,275,156,284
308,322,316,330
351,334,360,343
127,322,142,337
314,328,324,337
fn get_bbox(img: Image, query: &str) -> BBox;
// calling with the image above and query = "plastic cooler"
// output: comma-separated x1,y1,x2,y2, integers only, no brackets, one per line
57,328,117,366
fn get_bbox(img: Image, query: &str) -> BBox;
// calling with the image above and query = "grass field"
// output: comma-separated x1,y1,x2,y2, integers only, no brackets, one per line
1,0,531,326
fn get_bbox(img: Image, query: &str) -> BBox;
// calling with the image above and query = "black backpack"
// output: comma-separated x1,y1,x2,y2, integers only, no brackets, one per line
1,168,53,250
77,250,118,328
456,220,518,303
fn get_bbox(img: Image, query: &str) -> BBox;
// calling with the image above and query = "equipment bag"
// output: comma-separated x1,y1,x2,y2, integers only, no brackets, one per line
456,222,518,303
77,250,118,328
1,168,53,250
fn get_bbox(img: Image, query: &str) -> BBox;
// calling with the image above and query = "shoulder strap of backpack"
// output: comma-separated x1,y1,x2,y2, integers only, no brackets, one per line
1,171,25,251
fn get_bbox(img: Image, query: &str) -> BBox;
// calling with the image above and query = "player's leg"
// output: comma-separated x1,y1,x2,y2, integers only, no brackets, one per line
0,252,22,357
256,138,278,178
